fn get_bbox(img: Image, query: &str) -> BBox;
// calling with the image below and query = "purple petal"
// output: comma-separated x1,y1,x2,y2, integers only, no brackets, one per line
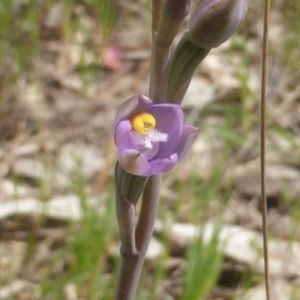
148,104,183,157
115,120,134,150
115,120,160,159
115,94,153,127
130,131,160,159
118,149,152,176
141,140,160,160
176,124,199,161
148,153,178,174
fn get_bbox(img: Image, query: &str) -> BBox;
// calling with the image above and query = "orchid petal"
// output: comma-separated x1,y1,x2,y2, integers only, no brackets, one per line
115,121,160,159
115,120,134,150
148,153,178,175
115,94,153,127
176,124,199,161
148,104,183,157
118,149,152,177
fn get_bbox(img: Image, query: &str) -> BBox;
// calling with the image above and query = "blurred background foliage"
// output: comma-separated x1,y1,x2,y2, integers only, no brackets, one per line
1,0,300,299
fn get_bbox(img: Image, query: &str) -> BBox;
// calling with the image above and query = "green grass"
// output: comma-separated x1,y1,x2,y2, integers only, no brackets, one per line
40,175,117,299
0,0,116,105
180,222,223,300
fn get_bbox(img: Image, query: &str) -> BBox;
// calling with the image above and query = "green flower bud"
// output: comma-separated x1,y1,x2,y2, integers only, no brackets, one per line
189,0,249,48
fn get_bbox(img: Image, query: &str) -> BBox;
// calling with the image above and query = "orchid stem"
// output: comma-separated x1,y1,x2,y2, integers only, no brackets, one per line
114,1,166,298
114,175,161,300
136,175,161,254
151,0,163,34
149,39,171,103
114,253,141,300
149,0,173,103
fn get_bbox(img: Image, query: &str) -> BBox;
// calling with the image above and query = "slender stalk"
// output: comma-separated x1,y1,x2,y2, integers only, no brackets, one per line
114,1,167,298
114,250,140,300
117,0,170,295
149,5,172,104
149,40,171,103
135,175,161,254
114,164,139,300
260,0,271,299
151,0,163,33
115,174,161,300
150,0,186,103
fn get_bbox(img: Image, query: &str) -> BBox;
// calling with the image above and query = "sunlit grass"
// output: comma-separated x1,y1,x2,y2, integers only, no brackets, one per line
40,169,117,299
181,224,223,300
0,0,116,105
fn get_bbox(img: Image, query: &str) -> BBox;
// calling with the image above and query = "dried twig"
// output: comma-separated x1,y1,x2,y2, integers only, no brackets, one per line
261,0,271,298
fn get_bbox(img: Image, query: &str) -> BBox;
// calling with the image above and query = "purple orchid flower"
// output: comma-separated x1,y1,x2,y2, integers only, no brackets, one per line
114,94,199,176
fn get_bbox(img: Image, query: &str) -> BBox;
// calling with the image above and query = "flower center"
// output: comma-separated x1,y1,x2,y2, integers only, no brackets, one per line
130,112,156,135
130,112,168,149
